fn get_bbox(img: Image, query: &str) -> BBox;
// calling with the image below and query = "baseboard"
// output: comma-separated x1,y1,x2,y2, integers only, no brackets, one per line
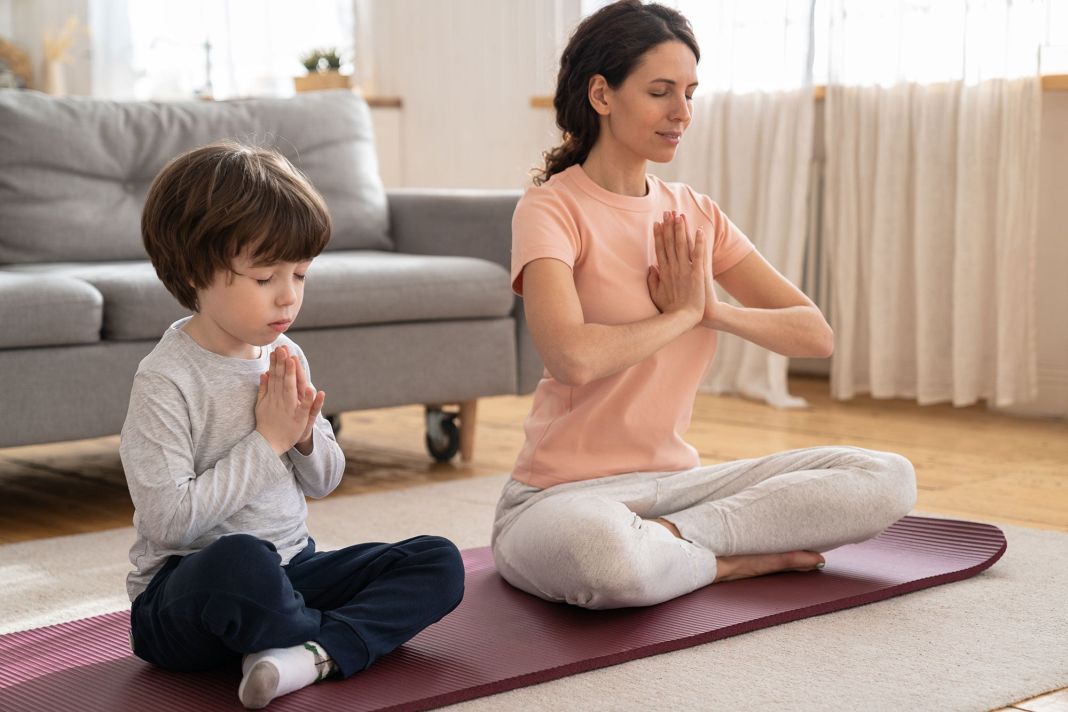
789,357,831,377
999,366,1068,418
787,361,1067,419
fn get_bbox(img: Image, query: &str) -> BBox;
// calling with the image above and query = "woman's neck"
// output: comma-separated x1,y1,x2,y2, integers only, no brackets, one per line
581,143,648,197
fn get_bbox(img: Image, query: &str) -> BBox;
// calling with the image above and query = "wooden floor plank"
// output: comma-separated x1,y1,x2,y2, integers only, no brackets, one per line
1013,687,1068,712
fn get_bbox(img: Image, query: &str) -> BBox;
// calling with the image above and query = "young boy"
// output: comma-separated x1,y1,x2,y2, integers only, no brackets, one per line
122,141,465,709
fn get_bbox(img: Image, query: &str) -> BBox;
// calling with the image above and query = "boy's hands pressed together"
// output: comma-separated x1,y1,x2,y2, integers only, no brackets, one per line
255,346,327,456
292,352,326,454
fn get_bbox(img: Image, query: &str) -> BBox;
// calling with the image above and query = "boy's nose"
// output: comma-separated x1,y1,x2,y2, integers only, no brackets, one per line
277,284,297,305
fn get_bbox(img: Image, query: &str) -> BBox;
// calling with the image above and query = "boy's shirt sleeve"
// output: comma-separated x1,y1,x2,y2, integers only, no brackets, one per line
288,416,345,498
120,371,291,550
287,348,346,498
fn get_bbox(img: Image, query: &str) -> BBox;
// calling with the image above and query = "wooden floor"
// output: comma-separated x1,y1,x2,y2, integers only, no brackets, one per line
0,375,1065,710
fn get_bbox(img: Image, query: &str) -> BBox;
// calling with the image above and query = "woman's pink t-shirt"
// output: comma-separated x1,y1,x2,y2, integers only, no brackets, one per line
510,164,755,488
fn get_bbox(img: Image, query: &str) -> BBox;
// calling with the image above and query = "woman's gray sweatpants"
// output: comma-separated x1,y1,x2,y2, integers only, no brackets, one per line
491,446,916,609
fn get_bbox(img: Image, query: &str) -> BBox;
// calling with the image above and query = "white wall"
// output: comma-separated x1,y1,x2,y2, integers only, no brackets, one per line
361,0,571,189
0,1,13,36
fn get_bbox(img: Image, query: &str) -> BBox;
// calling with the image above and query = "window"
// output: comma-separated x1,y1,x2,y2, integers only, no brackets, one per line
123,0,353,100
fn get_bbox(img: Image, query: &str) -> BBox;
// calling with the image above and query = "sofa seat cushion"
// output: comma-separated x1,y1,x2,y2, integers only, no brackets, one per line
298,251,514,329
0,262,188,341
2,251,513,342
0,272,103,348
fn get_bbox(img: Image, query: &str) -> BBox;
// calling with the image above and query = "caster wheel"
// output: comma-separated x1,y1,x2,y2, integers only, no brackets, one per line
425,408,460,463
326,414,341,436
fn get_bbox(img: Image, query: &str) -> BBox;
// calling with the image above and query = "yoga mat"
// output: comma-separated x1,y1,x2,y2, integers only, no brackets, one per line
0,516,1005,712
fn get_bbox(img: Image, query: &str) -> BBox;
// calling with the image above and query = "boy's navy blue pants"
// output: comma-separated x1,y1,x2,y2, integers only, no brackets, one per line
130,533,465,678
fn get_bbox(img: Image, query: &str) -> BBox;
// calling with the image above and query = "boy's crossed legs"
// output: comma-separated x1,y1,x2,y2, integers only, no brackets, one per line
131,533,464,708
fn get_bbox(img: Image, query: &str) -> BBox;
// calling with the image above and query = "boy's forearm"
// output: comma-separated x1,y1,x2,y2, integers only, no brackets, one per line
126,430,291,549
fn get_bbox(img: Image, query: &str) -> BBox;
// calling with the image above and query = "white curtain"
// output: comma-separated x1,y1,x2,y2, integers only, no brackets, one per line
824,0,1046,408
654,1,816,408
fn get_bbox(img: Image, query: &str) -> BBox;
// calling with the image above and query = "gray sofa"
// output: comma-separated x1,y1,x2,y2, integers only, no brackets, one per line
0,89,542,460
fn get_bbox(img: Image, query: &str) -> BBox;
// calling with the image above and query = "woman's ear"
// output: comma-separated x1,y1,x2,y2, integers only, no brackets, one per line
588,74,610,116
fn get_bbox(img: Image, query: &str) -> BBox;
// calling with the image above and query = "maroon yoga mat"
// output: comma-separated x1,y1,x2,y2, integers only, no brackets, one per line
0,515,1005,712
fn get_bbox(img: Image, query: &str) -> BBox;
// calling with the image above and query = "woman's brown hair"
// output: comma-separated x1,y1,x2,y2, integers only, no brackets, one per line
535,0,699,185
141,141,331,311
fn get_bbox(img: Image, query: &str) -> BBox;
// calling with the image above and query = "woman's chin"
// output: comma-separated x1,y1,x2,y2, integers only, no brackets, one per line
649,148,680,164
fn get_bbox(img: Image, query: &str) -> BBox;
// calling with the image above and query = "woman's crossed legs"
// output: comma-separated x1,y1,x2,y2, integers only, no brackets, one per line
491,446,916,609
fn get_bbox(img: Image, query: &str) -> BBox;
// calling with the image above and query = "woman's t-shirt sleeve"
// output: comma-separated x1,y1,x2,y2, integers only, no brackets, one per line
688,187,756,277
510,187,582,296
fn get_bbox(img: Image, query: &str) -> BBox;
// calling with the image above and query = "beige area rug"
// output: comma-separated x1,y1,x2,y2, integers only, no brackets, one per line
1,473,1066,712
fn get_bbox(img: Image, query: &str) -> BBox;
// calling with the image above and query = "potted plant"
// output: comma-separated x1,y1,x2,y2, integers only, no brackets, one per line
294,47,351,92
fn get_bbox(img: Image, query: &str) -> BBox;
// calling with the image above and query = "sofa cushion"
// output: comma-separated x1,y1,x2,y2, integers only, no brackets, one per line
0,272,103,348
0,90,389,264
298,252,514,329
1,252,512,341
0,263,189,341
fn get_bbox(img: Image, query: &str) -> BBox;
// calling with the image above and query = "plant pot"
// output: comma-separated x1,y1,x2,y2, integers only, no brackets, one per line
293,71,351,93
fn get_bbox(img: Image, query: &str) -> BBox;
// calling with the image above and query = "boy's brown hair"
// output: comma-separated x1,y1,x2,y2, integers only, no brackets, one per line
142,140,332,311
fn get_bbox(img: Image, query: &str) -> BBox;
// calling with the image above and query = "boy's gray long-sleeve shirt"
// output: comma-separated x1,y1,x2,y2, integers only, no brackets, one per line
120,319,345,601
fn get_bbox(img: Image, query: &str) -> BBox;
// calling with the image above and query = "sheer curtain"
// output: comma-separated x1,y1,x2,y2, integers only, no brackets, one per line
654,1,816,408
823,0,1047,408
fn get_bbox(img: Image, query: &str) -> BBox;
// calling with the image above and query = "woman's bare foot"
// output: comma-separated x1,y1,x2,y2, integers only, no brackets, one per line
648,518,825,582
713,550,825,582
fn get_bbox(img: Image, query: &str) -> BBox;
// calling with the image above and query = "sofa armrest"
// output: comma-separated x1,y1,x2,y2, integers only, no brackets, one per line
386,188,540,394
386,189,521,269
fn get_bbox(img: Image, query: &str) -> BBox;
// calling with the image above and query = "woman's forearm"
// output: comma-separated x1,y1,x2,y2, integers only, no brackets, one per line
549,307,703,386
706,303,834,358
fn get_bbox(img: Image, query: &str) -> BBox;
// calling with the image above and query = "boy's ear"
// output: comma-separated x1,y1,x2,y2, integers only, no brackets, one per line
588,75,611,116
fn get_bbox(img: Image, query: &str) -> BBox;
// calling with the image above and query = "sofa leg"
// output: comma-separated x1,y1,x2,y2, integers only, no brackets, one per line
459,399,477,463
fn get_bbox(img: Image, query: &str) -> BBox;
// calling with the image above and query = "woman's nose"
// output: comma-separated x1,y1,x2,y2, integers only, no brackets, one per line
670,95,691,123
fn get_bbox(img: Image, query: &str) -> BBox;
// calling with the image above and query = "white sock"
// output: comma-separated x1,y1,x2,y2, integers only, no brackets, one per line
238,641,337,709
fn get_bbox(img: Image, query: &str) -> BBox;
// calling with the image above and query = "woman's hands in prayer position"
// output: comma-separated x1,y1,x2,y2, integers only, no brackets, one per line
647,211,715,327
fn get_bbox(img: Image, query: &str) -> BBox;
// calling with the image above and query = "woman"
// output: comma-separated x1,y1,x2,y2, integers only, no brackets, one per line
491,0,916,610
